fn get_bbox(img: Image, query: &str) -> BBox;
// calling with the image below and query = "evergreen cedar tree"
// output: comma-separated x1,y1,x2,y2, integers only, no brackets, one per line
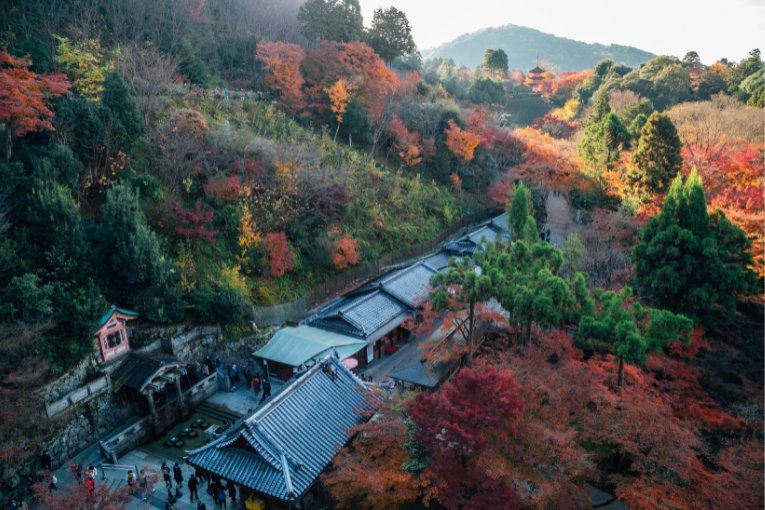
629,112,683,192
0,51,70,161
298,0,364,44
633,169,755,330
366,6,417,65
578,90,631,200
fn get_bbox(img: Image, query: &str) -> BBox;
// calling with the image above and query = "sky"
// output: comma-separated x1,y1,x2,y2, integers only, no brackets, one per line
360,0,765,64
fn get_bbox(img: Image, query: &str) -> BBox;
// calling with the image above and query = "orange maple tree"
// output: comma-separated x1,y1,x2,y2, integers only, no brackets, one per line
256,42,306,116
0,51,70,161
331,234,360,269
322,398,427,510
444,119,481,162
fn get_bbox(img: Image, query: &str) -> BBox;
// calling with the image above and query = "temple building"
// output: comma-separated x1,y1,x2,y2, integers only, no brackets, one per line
185,356,372,509
95,305,139,363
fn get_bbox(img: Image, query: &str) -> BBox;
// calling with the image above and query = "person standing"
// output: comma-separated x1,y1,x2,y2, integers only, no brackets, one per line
259,379,271,404
187,473,199,503
127,470,134,487
250,373,260,396
172,463,184,489
216,485,227,508
226,480,236,505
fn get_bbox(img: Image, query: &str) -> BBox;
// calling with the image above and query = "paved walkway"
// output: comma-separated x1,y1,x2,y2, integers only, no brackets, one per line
206,377,287,418
544,191,581,248
360,323,454,384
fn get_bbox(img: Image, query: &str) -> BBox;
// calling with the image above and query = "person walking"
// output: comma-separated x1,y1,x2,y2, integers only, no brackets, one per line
172,462,184,489
226,480,236,505
161,462,172,489
250,374,260,396
259,378,271,404
188,474,199,503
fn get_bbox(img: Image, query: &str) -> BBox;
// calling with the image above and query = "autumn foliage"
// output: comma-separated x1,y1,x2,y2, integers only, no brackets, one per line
170,200,218,244
386,117,423,166
265,231,294,277
408,365,524,510
331,234,360,269
256,42,306,115
444,119,481,162
322,401,426,510
0,51,70,159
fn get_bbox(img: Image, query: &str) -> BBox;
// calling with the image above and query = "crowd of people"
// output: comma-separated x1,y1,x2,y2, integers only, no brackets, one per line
159,460,239,510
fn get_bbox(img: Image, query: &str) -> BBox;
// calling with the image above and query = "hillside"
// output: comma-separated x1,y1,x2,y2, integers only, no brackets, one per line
422,23,655,71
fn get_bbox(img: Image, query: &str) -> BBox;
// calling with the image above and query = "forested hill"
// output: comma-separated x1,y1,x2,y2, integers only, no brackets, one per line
422,23,655,70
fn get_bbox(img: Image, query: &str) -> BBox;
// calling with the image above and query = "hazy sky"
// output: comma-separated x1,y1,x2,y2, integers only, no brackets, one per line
360,0,765,64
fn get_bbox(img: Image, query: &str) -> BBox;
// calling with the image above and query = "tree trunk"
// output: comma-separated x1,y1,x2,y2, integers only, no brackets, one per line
334,123,340,142
617,357,624,387
3,127,11,163
466,300,475,366
525,319,532,345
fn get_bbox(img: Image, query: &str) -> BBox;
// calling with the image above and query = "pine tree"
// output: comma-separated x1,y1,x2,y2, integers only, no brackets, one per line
633,169,755,329
575,287,692,386
629,112,682,192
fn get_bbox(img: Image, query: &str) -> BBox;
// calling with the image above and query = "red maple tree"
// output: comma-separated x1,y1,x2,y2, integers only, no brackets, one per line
265,231,294,277
0,51,70,161
170,200,218,244
408,365,524,510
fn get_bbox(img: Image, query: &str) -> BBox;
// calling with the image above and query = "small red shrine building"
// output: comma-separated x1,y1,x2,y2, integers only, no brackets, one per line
95,306,139,363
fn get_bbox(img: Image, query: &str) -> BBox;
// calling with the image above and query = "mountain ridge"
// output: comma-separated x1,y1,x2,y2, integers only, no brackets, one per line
422,23,656,71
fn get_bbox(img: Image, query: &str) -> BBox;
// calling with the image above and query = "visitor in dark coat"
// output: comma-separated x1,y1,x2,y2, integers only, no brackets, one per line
172,463,183,488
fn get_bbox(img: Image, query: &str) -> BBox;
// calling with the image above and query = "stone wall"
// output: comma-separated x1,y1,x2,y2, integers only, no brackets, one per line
42,355,101,403
43,388,138,472
8,323,266,494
